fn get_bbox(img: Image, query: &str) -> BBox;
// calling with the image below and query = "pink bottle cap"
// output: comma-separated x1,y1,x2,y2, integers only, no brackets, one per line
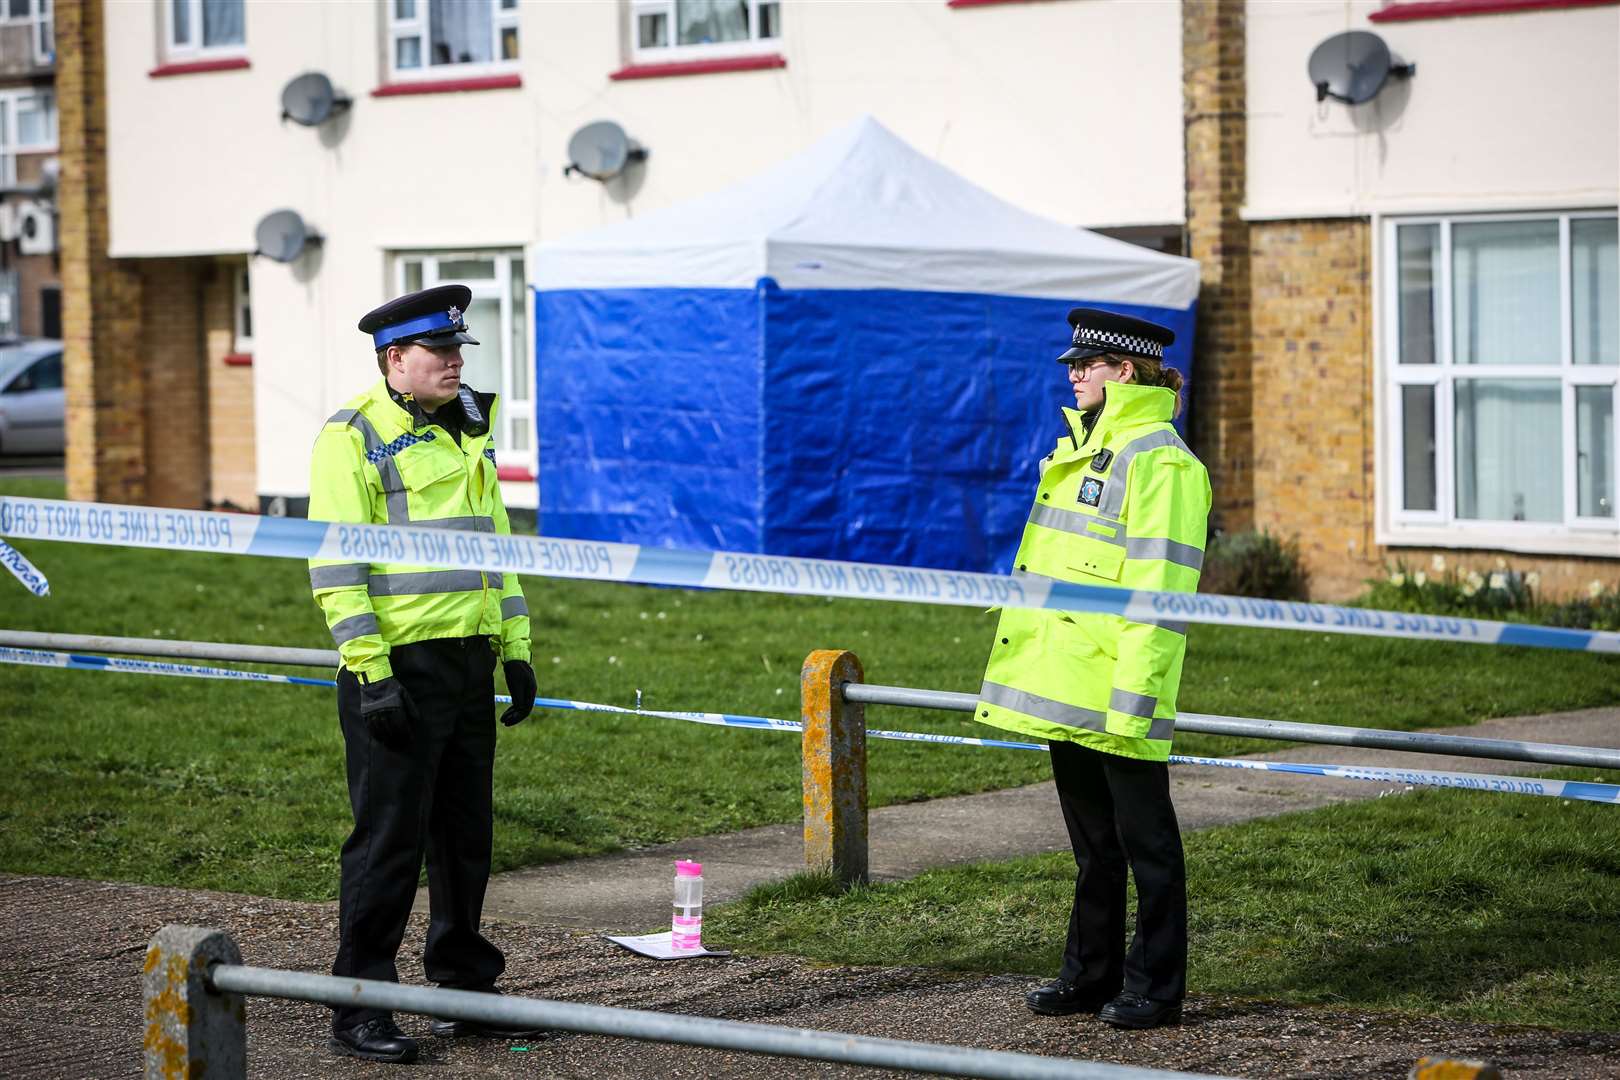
676,860,702,876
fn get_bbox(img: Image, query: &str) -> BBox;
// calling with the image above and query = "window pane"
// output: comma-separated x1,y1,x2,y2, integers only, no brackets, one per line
510,415,530,454
1396,224,1438,365
1572,218,1618,367
15,97,47,146
460,296,502,397
1454,379,1561,521
8,0,30,18
1452,220,1559,365
1576,386,1615,518
394,0,415,18
171,0,190,45
438,257,497,281
403,259,424,293
201,0,244,47
395,35,422,69
29,353,62,390
1401,384,1436,511
677,0,749,45
758,0,779,39
500,24,518,60
510,258,528,401
638,11,668,48
430,0,493,66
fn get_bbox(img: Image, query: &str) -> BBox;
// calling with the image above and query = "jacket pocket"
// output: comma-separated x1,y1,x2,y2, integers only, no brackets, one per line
1065,535,1126,582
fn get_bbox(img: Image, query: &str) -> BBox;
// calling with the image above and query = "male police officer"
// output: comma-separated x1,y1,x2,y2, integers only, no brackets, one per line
308,284,539,1063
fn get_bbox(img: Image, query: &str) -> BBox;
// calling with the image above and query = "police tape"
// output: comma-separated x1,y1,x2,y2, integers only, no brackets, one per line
6,645,1618,805
0,538,48,596
3,495,1617,654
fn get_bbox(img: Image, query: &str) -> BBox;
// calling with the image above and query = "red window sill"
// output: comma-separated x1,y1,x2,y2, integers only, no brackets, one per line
372,73,522,97
222,353,252,367
1370,0,1614,21
610,54,786,81
496,466,535,483
149,57,250,78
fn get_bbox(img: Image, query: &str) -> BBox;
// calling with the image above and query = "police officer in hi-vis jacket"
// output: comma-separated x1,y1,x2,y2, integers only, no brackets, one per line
308,284,540,1064
976,308,1211,1031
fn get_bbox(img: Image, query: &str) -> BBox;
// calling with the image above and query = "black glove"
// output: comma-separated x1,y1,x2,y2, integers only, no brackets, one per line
358,675,419,751
500,660,537,727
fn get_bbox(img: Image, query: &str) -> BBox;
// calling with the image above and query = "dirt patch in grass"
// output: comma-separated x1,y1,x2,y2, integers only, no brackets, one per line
2,873,1615,1079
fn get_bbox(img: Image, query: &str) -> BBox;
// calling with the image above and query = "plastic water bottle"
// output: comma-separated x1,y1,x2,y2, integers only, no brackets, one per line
671,860,703,951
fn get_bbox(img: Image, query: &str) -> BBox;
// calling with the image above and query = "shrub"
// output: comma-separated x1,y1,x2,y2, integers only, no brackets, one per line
1360,555,1620,632
1199,530,1309,601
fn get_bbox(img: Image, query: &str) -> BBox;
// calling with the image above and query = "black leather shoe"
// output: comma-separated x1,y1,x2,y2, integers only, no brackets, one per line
429,1017,548,1039
1099,991,1182,1029
1024,978,1117,1016
329,1016,419,1063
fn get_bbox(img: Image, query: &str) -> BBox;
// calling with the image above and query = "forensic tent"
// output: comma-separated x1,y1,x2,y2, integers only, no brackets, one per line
531,116,1200,573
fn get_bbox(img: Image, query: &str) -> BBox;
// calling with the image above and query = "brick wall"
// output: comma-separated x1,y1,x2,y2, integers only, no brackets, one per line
203,259,256,509
59,0,148,503
138,259,209,508
1182,0,1253,534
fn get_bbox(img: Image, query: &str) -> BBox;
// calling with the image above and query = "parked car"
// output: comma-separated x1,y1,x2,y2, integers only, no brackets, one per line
0,338,64,455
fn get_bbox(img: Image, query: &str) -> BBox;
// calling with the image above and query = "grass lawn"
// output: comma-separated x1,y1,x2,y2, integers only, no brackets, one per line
709,770,1620,1032
3,475,1617,902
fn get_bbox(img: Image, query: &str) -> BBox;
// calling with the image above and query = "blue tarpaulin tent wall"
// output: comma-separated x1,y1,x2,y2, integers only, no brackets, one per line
533,117,1200,573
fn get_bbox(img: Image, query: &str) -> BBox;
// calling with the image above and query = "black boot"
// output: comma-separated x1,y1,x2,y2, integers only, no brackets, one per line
330,1016,419,1063
1099,991,1182,1029
1024,978,1117,1016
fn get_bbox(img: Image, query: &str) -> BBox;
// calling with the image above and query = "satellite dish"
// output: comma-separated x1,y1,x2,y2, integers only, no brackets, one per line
1307,31,1415,105
253,209,321,263
563,120,649,182
280,72,352,126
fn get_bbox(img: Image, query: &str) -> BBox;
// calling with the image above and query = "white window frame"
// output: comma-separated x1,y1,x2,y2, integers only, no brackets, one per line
387,0,520,82
233,263,253,355
629,0,781,64
391,250,534,481
0,88,56,188
1377,209,1620,558
0,0,53,66
164,0,247,61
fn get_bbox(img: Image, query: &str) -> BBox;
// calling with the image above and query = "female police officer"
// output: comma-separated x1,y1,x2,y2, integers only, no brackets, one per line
975,308,1210,1031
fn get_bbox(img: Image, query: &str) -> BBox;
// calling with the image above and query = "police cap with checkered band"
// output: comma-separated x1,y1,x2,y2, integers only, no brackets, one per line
1057,307,1174,364
359,284,481,351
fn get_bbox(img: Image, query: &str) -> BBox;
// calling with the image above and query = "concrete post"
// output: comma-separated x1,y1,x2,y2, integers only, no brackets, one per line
800,649,868,886
143,925,246,1080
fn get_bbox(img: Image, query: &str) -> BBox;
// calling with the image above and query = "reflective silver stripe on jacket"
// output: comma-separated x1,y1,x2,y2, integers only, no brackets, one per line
334,408,410,525
1110,687,1158,719
1124,536,1204,571
415,515,496,532
979,681,1175,742
1097,428,1194,519
329,612,380,644
368,570,493,596
1029,504,1126,544
309,563,370,589
501,595,529,620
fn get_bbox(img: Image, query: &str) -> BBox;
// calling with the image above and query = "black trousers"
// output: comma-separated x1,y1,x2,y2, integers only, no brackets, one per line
332,635,505,1028
1050,739,1187,1003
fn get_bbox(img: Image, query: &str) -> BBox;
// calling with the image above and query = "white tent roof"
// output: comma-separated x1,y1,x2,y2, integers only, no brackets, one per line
533,116,1200,309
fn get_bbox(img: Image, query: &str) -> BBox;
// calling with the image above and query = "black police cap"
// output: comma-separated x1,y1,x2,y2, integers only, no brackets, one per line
359,284,480,350
1057,307,1174,364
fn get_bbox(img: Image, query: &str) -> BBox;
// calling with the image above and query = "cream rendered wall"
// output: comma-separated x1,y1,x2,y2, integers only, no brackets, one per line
103,0,1185,499
1246,1,1619,219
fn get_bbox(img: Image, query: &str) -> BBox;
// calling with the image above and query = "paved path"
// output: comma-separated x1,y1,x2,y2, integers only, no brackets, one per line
445,707,1620,933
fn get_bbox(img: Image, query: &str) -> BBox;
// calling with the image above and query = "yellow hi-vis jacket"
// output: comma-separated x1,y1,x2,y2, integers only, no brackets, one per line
976,380,1211,762
307,379,531,682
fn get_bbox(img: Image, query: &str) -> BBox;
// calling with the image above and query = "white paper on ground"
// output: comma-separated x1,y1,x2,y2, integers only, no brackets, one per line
604,931,731,960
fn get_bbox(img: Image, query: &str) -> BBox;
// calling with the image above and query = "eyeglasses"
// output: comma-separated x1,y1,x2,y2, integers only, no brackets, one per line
1066,358,1121,379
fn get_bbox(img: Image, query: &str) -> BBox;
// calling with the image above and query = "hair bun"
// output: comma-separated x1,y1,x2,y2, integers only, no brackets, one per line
1160,368,1185,394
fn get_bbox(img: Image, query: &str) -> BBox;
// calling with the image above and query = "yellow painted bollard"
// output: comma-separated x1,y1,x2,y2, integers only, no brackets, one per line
143,925,245,1080
801,649,868,886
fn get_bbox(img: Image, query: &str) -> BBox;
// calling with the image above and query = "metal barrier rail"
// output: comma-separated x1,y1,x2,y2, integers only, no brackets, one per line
144,926,1231,1080
0,629,336,668
840,682,1620,771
